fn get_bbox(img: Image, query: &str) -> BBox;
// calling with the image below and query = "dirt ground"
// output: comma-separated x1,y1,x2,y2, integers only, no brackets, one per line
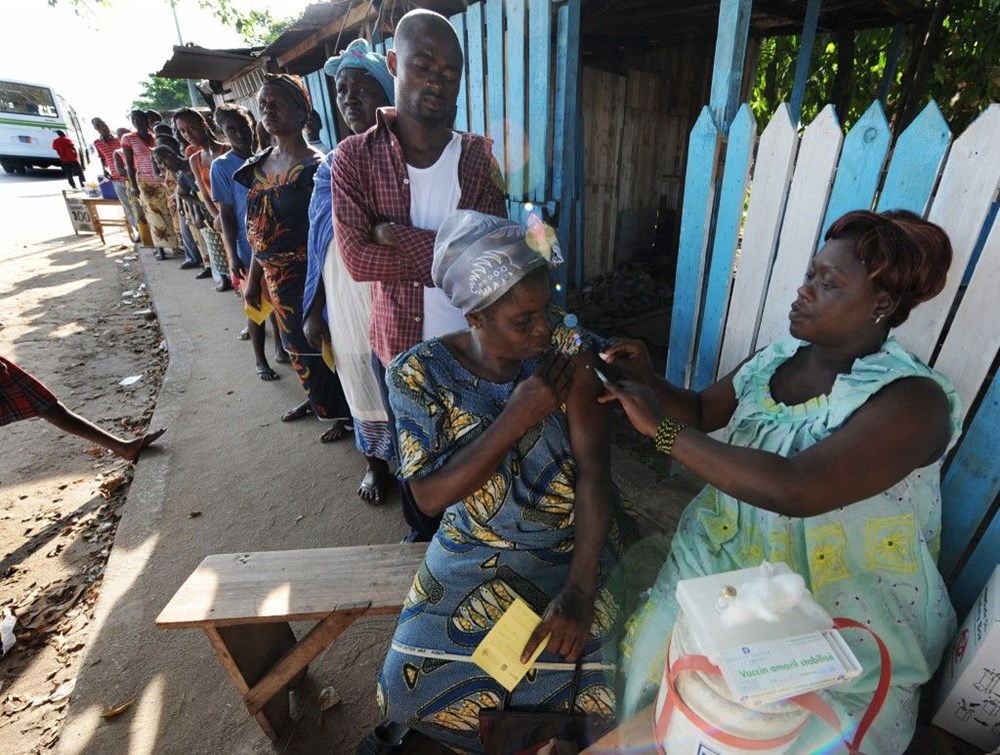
1,199,165,753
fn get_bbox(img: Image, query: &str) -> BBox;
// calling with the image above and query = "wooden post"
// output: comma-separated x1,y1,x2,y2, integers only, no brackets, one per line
708,0,753,135
876,23,905,105
789,0,822,126
555,0,582,299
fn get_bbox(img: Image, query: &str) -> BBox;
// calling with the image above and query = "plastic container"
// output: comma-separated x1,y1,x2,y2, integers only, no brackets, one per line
98,177,117,200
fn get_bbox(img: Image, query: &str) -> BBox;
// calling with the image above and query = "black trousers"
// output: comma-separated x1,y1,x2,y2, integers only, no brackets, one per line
371,351,442,542
60,161,86,188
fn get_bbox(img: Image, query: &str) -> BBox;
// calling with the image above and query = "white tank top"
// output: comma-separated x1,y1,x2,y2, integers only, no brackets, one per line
407,132,469,340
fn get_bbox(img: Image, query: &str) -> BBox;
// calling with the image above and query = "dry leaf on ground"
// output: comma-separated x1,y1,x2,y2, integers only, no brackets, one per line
101,696,136,719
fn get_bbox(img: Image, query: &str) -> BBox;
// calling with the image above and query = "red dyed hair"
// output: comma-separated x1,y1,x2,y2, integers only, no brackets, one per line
824,210,953,327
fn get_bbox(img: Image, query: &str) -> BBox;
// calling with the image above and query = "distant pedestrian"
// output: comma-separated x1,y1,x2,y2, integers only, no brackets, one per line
1,355,164,462
51,130,86,188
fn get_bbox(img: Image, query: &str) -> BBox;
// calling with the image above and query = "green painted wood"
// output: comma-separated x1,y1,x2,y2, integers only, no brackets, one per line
505,0,528,199
821,100,891,237
709,0,752,134
790,0,822,125
527,0,552,202
876,23,905,105
876,101,951,215
666,107,721,387
940,370,1000,616
485,0,507,182
694,104,756,390
466,2,487,137
449,13,469,132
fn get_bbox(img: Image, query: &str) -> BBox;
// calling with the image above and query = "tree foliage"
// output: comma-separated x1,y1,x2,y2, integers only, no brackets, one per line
132,75,191,112
749,0,1000,133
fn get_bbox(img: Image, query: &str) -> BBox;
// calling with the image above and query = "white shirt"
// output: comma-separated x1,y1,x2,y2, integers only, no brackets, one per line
407,132,468,340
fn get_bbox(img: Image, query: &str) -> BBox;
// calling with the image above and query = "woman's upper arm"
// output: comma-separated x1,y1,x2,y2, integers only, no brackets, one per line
695,363,741,432
789,377,952,511
567,350,612,474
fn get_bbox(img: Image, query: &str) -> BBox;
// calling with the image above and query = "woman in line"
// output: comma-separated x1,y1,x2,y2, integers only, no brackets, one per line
236,74,352,440
121,109,179,261
173,108,232,292
211,104,284,382
376,211,622,752
606,210,959,753
303,39,396,503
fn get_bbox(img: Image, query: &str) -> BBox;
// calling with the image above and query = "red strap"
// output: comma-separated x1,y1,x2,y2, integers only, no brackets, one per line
833,617,893,753
652,620,893,755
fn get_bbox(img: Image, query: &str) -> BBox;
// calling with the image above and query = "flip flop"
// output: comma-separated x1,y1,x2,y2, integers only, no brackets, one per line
274,350,291,364
256,365,280,381
319,422,352,443
281,402,312,422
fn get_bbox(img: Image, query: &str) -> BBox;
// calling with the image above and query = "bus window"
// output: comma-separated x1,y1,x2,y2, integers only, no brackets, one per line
0,82,58,118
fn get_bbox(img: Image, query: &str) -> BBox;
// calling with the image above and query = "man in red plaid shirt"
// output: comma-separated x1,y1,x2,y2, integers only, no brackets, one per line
334,10,507,542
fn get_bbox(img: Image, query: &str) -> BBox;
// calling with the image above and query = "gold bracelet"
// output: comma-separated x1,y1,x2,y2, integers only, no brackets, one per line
654,417,685,456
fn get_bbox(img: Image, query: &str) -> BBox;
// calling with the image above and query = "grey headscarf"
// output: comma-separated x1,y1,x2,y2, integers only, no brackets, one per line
432,210,562,315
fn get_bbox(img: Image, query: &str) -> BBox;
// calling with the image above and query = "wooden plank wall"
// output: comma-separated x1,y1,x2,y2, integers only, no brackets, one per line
581,68,626,280
579,40,713,279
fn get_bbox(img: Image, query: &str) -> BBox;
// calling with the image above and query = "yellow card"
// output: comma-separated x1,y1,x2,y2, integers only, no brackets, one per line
244,298,273,326
471,598,549,692
321,339,336,371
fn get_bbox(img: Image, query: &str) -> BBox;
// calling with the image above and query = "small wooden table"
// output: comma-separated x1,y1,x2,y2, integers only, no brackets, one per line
62,190,137,245
156,543,428,740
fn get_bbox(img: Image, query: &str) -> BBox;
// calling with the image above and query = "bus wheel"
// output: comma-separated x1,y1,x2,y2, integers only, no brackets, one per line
1,159,19,174
14,161,28,174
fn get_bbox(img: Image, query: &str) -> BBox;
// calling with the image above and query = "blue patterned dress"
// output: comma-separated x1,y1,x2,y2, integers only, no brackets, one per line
620,337,961,753
378,326,622,752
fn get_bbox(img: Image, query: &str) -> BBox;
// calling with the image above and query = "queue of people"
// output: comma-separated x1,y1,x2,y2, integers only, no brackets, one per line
71,9,963,753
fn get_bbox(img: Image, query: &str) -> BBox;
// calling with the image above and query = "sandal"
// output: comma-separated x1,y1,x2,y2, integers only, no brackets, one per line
237,327,250,341
281,402,312,422
356,722,411,755
256,365,280,381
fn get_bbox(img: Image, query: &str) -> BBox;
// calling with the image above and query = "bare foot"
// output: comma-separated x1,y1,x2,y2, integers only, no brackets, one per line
281,401,312,422
117,427,166,462
319,420,352,443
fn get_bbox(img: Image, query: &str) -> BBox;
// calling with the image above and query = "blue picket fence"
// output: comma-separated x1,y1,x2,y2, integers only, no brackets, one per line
667,99,1000,618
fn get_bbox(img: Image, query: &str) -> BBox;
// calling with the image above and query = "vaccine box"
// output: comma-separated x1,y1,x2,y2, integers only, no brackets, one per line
931,566,1000,751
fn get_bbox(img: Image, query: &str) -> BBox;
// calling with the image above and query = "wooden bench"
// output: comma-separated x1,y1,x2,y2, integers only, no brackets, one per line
155,542,428,740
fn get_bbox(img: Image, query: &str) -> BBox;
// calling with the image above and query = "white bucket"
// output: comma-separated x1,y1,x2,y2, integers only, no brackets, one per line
653,614,812,754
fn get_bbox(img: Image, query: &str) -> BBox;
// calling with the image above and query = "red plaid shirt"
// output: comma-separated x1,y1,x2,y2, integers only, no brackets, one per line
1,356,57,426
333,108,508,366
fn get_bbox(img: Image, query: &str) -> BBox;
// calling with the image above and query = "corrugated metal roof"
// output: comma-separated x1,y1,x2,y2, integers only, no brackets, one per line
157,44,265,82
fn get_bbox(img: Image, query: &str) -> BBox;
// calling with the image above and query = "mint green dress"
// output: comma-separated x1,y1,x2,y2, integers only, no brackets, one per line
620,337,960,753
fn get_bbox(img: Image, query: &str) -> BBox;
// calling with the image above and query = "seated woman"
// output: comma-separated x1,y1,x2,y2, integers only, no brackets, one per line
605,210,960,753
377,211,623,752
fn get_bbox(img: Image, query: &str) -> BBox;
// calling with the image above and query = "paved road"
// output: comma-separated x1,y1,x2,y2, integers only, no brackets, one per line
50,223,409,753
